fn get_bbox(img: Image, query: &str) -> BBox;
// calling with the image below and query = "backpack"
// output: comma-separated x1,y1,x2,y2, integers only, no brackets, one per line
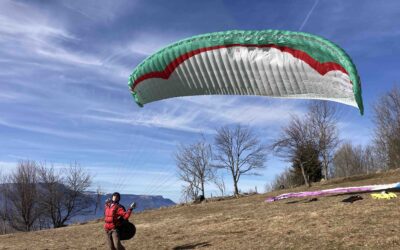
113,204,136,241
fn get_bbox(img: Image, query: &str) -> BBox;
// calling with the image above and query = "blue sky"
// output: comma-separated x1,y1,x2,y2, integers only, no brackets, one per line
0,0,399,202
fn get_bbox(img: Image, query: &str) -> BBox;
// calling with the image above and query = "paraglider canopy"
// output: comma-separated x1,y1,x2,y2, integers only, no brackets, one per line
129,30,363,114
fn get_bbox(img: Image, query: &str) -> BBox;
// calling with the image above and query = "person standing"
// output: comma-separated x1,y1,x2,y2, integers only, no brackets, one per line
104,192,136,250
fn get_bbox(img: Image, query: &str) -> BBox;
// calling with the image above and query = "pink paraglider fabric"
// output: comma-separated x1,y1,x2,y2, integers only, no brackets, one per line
266,182,400,202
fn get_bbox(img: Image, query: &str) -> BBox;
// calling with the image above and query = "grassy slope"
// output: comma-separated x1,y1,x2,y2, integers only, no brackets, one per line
1,170,400,250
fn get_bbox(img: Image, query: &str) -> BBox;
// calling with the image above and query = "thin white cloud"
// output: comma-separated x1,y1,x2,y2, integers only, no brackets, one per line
82,103,214,134
35,47,102,66
0,117,88,139
200,97,305,126
128,32,188,56
0,1,126,71
0,90,31,103
61,0,133,24
299,0,319,31
82,96,306,134
0,3,74,41
0,1,92,66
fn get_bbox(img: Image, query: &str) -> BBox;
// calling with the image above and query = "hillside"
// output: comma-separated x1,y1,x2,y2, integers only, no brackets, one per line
1,170,400,249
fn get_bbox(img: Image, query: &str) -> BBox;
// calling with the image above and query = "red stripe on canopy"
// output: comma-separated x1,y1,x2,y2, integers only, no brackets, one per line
131,44,349,91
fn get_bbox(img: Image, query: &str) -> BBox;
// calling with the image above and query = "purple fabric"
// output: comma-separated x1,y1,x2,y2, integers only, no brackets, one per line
265,183,399,202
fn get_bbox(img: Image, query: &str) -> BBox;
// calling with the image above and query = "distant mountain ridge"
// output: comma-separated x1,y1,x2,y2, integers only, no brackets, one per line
65,192,176,223
0,184,175,224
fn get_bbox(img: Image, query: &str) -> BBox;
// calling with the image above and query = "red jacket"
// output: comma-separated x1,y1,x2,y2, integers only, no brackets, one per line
104,202,132,231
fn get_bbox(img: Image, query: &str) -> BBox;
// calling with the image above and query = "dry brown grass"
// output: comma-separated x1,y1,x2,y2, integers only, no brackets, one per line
1,170,400,250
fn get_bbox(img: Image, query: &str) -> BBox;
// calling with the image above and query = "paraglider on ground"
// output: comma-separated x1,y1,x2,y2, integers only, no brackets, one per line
1,169,400,249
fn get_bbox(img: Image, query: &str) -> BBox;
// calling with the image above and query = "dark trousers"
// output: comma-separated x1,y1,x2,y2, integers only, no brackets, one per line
105,229,125,250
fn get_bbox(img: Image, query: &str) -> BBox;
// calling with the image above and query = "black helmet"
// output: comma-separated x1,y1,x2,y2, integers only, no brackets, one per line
112,192,121,202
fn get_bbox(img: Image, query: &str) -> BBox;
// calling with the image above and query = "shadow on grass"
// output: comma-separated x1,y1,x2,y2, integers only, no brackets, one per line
173,241,211,249
286,199,307,204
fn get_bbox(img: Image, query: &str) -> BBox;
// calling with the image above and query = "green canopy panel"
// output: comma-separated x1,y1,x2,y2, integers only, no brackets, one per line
129,30,363,114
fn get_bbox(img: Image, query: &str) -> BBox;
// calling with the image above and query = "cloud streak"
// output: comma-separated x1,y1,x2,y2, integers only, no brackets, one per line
299,0,319,31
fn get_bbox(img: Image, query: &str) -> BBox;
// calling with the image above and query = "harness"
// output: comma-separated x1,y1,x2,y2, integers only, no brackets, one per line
113,204,121,227
112,203,126,227
105,203,136,240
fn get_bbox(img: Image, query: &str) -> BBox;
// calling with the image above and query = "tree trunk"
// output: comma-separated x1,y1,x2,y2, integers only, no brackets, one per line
232,174,239,196
201,181,205,198
300,162,310,187
323,153,329,180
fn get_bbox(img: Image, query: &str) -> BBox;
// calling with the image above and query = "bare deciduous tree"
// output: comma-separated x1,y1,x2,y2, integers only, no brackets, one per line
271,115,319,187
37,164,63,228
332,142,361,177
1,161,94,232
180,181,200,203
373,86,400,169
363,145,380,173
59,163,93,227
292,143,322,185
213,125,267,196
38,163,93,228
332,142,380,178
213,174,226,197
176,139,214,201
267,167,298,191
308,101,340,179
4,161,41,231
0,171,9,234
0,194,9,234
272,101,339,186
